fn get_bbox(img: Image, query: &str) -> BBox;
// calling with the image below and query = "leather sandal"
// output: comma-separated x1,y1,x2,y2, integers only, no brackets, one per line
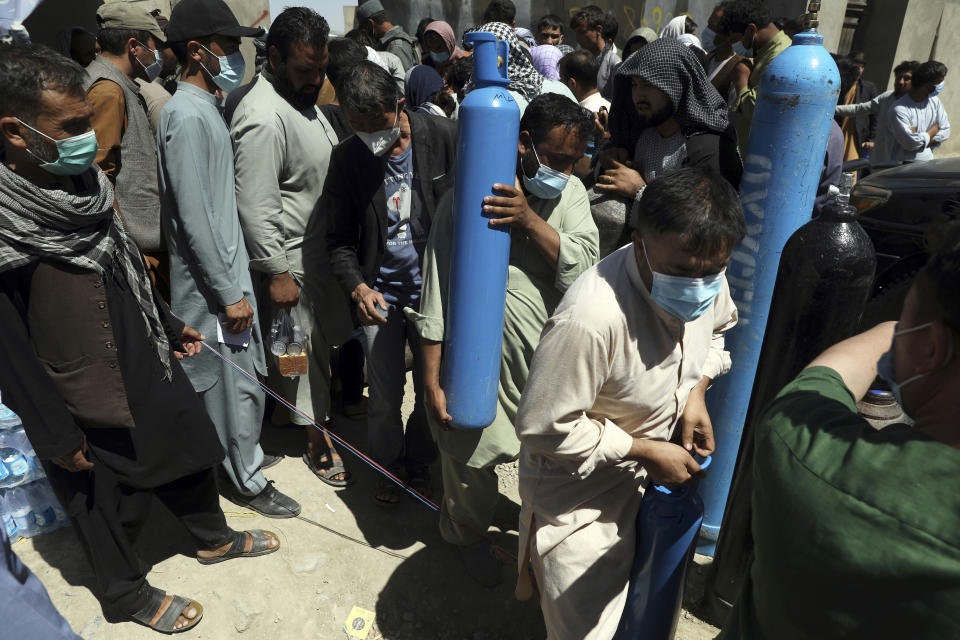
130,586,203,634
197,529,279,565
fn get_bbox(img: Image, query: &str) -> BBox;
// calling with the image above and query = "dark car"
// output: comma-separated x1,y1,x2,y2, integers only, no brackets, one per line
850,157,960,326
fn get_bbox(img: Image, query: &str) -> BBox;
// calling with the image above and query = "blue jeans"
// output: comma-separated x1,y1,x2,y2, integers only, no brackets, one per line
361,306,436,470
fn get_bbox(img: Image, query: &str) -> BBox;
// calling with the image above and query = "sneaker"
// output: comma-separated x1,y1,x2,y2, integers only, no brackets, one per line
222,481,301,519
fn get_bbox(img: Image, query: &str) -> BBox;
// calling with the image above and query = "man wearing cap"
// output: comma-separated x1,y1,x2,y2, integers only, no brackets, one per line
158,0,301,518
85,4,168,290
357,0,421,72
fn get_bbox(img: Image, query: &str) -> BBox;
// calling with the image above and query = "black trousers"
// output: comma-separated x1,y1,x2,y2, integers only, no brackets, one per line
43,460,234,619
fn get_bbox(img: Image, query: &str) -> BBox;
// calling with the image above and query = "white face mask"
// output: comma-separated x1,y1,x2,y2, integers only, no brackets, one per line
356,104,401,157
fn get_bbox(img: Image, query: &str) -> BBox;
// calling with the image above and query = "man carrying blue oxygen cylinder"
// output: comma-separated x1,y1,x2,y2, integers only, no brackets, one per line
514,166,746,639
411,93,600,586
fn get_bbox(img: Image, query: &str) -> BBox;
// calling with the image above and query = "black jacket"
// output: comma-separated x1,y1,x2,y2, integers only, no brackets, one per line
323,109,457,303
855,78,879,151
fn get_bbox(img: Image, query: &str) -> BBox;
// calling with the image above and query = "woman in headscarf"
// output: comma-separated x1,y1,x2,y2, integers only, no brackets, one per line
530,44,563,81
660,15,692,39
405,64,444,109
421,20,468,76
622,26,658,60
464,21,576,114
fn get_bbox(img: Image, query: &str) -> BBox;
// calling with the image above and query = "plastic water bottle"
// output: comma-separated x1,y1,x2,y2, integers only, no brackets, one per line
5,486,36,538
0,491,19,543
26,483,58,534
0,402,21,431
0,446,30,489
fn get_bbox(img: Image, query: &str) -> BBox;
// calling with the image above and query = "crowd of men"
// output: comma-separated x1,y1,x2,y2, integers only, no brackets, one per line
0,0,958,637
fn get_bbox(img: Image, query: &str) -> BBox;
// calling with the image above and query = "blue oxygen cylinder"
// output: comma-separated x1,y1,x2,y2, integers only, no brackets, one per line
442,32,520,429
696,30,840,556
619,457,711,639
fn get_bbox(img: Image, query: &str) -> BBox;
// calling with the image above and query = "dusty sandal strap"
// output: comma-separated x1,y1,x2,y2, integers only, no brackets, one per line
197,530,278,565
131,588,203,634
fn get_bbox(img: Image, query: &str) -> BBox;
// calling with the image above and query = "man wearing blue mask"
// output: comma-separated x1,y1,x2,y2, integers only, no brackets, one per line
887,59,950,163
84,4,167,291
318,60,457,507
514,166,743,638
716,0,791,154
719,224,960,638
411,93,599,586
158,0,302,518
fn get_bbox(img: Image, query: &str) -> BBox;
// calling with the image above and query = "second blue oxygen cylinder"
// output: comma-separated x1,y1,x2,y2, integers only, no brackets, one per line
618,457,711,639
697,30,840,556
442,32,520,429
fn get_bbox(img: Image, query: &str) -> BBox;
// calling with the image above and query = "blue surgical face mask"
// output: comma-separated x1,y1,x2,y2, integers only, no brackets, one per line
429,50,451,63
134,40,163,82
17,119,98,176
930,81,945,97
522,142,569,200
199,43,245,92
876,322,954,416
732,41,752,58
641,240,725,322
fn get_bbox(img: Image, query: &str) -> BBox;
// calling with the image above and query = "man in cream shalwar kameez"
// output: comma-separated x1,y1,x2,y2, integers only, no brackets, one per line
515,167,745,638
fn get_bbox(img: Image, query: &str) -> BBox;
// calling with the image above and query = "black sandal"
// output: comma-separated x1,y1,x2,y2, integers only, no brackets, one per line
303,431,353,487
374,475,403,507
197,530,279,565
130,586,203,634
406,463,434,500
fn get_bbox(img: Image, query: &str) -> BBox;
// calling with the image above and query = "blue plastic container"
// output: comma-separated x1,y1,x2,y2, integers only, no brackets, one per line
442,31,521,429
697,30,840,556
619,457,711,639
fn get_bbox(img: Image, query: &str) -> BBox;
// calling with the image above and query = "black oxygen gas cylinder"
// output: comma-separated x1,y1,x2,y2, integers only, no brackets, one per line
707,172,878,610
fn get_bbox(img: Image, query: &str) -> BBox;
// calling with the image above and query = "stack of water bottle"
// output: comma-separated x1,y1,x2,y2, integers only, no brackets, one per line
0,401,68,542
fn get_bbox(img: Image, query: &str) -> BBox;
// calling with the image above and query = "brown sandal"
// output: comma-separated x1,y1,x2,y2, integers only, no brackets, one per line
130,587,203,634
197,530,279,565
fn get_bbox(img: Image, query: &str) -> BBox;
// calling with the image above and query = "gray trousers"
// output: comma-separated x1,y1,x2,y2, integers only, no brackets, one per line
361,305,435,470
199,346,267,496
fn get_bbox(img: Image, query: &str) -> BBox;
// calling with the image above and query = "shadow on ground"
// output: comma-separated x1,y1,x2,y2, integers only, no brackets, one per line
375,538,546,640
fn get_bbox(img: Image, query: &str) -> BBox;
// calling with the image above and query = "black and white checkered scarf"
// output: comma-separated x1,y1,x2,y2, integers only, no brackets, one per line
616,37,728,135
465,22,543,101
0,163,173,380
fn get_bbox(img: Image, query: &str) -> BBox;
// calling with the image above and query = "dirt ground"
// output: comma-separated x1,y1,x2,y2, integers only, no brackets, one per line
14,374,721,639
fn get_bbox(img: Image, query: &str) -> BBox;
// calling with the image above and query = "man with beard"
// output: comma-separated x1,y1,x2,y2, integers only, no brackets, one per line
230,7,353,487
596,38,742,207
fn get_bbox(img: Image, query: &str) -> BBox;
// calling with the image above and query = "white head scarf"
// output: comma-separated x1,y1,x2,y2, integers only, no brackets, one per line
660,15,687,39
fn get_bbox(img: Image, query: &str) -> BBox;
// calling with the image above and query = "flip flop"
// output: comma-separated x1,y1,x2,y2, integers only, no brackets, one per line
197,530,279,565
130,586,203,634
302,452,353,487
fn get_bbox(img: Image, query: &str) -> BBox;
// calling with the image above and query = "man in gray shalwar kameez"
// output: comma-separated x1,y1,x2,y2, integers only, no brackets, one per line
158,0,300,518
